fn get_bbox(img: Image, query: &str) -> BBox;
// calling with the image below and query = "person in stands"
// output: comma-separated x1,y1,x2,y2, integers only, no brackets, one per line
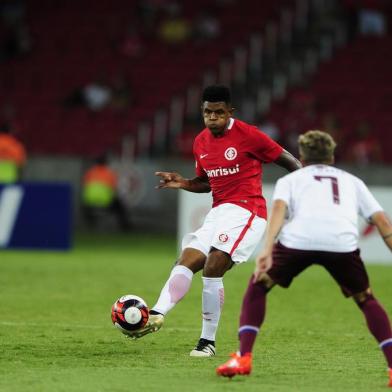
0,123,26,183
82,155,132,231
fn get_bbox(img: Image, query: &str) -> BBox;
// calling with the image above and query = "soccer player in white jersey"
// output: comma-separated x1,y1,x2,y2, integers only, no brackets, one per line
130,85,301,356
217,130,392,387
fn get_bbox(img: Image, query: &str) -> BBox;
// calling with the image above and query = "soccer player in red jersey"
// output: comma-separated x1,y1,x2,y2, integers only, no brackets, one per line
217,131,392,387
131,85,301,356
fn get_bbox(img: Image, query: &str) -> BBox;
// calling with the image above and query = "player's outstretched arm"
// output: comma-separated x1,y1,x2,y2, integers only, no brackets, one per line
155,172,211,193
371,211,392,252
254,199,287,282
274,149,302,172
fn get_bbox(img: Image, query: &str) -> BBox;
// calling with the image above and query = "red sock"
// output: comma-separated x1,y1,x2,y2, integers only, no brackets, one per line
238,276,267,355
358,295,392,368
383,344,392,369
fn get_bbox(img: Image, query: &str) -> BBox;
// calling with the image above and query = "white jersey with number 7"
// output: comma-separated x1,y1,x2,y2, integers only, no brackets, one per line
272,164,383,252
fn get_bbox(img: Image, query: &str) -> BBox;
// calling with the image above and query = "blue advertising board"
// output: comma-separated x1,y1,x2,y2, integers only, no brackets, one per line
0,183,72,250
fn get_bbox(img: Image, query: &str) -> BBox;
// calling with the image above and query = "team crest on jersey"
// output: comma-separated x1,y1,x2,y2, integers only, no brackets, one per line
224,147,237,160
218,233,229,243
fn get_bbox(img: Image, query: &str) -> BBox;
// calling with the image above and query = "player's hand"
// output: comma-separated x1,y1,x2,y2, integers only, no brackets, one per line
155,171,185,189
253,250,272,283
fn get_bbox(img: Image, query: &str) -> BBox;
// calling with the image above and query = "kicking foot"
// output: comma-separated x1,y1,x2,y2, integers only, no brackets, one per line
127,314,164,339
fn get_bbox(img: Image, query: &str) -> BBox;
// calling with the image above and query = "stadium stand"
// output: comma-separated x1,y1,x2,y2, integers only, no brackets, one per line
1,0,391,163
0,0,296,157
267,33,392,163
258,1,392,163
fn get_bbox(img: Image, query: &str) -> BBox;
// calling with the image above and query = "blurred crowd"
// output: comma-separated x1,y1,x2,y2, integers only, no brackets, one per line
0,0,31,62
256,87,384,166
0,0,391,166
134,0,224,46
343,0,389,38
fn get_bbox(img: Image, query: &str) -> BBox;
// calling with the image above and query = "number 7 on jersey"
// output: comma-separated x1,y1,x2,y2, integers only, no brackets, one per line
314,175,340,204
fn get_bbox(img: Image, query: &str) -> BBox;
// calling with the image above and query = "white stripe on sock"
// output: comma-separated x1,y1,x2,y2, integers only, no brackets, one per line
379,337,392,348
239,325,259,334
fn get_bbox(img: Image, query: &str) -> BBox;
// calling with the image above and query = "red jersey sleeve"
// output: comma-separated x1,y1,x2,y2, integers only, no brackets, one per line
246,125,283,163
193,139,208,179
194,155,206,178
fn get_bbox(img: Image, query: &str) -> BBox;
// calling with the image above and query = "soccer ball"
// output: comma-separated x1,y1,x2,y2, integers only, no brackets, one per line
111,294,149,335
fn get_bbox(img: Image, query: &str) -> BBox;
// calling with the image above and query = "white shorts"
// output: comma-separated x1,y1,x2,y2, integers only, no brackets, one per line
181,203,267,263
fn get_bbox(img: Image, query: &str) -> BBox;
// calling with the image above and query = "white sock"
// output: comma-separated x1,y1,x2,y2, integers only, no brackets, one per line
200,277,224,342
152,265,193,315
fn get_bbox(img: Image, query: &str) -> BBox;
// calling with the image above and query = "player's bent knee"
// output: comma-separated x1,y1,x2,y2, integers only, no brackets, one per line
352,288,373,306
257,273,276,292
176,248,206,273
203,249,233,277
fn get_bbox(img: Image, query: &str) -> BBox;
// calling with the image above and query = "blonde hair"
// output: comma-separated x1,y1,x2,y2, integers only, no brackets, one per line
298,130,336,164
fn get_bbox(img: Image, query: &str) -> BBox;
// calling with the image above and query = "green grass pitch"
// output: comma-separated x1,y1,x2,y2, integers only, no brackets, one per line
0,233,391,392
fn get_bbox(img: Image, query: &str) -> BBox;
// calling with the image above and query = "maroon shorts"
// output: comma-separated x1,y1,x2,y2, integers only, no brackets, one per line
269,242,370,297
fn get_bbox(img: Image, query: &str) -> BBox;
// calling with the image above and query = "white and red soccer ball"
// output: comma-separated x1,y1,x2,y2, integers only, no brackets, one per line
111,295,149,335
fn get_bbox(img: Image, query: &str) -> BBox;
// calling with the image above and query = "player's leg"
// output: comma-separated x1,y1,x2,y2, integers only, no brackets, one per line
131,248,205,339
150,209,218,317
151,248,206,315
217,243,313,377
133,209,216,339
238,244,312,354
189,248,233,357
238,273,275,354
353,289,392,386
191,203,266,357
215,273,274,377
323,250,392,386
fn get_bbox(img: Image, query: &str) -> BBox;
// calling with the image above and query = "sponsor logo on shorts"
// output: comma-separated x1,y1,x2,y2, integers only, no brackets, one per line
218,233,229,243
224,147,237,160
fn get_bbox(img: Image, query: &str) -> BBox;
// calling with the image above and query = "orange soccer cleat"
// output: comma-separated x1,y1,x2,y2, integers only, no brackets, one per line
388,368,392,388
216,352,252,378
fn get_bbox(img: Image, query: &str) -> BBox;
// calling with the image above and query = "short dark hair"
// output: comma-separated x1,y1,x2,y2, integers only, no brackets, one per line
202,85,231,104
